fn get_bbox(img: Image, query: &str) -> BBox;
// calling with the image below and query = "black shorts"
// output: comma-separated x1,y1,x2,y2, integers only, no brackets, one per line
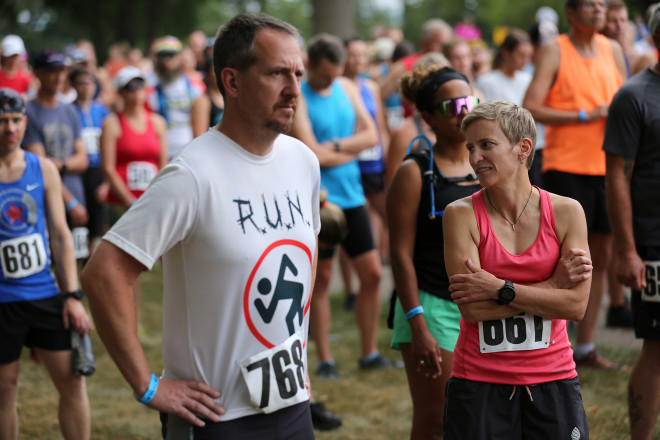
444,377,589,440
318,205,375,260
82,167,105,239
632,245,660,340
528,150,544,189
160,401,314,440
361,171,386,194
543,170,609,233
0,295,70,364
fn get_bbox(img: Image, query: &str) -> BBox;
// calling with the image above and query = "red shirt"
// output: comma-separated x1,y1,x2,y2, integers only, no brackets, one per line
0,69,32,95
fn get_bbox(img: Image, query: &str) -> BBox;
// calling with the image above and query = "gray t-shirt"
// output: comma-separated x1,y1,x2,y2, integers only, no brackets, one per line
22,100,85,206
602,68,660,246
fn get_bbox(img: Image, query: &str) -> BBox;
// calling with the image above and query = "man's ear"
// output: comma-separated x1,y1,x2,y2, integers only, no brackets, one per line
220,68,240,99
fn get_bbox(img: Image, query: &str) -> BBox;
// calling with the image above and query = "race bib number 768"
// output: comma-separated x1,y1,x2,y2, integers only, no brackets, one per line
240,333,308,414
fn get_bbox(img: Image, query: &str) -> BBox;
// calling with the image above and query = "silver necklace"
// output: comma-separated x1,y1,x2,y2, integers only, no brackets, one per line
485,185,533,231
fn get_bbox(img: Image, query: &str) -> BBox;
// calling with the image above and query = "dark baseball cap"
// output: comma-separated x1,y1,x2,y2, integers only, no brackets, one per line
0,88,26,114
32,50,67,70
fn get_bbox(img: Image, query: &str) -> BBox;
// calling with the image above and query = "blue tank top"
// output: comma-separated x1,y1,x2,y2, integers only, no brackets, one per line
74,101,109,168
302,80,365,209
0,152,59,303
357,78,385,175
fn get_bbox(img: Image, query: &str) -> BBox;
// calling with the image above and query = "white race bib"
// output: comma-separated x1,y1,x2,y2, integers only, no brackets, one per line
72,227,89,260
240,333,308,414
81,127,101,156
0,233,47,279
479,312,551,353
642,260,660,303
357,145,382,161
127,162,158,191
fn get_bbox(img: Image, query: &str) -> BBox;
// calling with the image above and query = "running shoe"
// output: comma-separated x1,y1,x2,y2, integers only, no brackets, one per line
574,349,628,371
316,361,339,379
310,401,342,431
358,353,404,370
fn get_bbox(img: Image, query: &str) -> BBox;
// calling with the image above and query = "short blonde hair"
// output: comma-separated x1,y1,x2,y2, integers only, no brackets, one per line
461,100,537,169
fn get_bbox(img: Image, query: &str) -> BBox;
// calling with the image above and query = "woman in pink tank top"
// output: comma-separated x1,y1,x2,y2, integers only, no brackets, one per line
442,100,593,439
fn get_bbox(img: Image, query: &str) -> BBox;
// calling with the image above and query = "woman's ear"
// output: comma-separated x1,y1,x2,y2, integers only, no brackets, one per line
518,137,533,163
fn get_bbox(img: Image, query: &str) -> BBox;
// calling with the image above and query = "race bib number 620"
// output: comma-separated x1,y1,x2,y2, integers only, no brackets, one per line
240,333,307,414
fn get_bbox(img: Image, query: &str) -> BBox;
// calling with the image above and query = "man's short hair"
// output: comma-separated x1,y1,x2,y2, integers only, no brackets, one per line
420,19,452,43
307,34,346,68
68,67,92,85
461,100,537,169
607,0,627,12
212,13,300,96
565,0,579,10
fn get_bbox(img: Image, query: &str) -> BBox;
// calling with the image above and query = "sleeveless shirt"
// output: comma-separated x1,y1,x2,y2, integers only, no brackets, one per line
0,152,59,303
451,188,577,384
106,112,162,204
543,34,622,175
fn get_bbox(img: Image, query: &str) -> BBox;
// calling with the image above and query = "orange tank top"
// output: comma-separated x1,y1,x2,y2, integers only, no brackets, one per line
543,34,622,176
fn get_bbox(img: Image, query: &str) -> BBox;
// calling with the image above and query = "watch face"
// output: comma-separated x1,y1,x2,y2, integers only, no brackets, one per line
501,288,515,302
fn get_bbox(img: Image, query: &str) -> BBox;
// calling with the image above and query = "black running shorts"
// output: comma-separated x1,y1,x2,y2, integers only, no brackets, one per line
543,170,610,233
444,376,589,440
160,400,314,440
0,295,70,364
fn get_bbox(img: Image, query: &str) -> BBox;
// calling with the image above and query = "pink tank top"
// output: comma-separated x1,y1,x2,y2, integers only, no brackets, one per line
451,187,577,385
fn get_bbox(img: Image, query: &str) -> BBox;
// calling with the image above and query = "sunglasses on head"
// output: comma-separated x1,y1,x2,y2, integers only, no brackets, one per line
434,95,479,117
0,95,25,115
123,79,145,92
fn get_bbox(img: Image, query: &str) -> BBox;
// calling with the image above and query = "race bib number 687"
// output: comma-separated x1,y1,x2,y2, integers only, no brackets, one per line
240,333,308,414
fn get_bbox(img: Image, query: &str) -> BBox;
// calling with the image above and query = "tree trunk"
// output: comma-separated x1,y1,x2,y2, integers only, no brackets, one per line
311,0,356,38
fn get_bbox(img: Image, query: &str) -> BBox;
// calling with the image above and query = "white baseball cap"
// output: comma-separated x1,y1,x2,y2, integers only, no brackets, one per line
114,66,146,90
1,35,26,57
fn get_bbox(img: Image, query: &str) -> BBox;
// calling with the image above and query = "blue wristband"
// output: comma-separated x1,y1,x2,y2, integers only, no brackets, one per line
578,109,587,123
136,372,159,404
65,198,79,211
405,306,424,320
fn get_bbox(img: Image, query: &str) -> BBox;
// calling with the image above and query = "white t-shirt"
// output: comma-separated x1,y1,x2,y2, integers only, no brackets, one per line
476,69,545,149
476,69,532,106
148,76,202,157
105,129,321,420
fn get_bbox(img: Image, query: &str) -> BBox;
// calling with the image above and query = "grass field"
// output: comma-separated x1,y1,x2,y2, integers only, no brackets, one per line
15,263,656,439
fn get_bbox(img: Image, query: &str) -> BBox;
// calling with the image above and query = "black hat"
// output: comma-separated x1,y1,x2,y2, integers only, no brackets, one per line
32,50,66,70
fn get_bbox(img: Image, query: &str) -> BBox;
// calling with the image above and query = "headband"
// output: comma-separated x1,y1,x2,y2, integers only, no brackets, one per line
415,69,469,113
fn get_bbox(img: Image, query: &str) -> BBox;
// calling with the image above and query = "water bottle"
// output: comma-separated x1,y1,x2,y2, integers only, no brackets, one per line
70,322,96,376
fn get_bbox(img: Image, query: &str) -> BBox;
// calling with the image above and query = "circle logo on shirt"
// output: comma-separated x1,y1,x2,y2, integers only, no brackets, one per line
0,189,38,238
243,239,313,348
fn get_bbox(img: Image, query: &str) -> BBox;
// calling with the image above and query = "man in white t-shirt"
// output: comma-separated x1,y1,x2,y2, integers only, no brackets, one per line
81,13,320,439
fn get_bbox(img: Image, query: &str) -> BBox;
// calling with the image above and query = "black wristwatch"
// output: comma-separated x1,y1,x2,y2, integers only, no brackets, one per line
63,289,84,301
497,280,515,305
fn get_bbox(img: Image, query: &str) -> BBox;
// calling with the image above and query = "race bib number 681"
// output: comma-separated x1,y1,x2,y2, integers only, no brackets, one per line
240,333,308,414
